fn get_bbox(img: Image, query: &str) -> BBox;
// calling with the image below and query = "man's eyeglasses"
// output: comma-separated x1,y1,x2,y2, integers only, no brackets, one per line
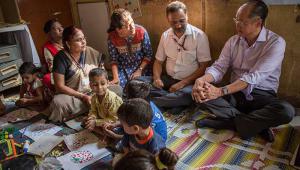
233,17,260,27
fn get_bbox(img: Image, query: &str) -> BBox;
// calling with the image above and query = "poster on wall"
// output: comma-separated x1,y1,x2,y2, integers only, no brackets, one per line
108,0,142,18
264,0,300,5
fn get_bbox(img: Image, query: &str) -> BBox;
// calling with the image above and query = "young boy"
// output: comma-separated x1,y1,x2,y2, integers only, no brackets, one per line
125,79,167,142
83,68,123,140
16,62,45,111
117,98,165,154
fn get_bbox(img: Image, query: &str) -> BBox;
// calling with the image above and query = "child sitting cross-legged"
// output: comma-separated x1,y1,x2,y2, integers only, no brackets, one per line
83,68,123,143
117,98,165,155
16,62,46,111
125,79,167,142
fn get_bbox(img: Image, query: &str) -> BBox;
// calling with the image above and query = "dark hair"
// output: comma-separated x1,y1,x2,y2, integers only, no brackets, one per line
246,0,268,24
88,68,108,80
107,8,131,33
124,80,151,100
114,149,158,170
43,19,59,34
62,26,82,51
19,62,37,75
114,148,178,170
117,98,152,129
158,148,179,170
166,1,187,16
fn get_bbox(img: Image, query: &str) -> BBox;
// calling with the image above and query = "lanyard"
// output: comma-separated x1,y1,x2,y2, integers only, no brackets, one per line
173,35,187,51
69,53,86,74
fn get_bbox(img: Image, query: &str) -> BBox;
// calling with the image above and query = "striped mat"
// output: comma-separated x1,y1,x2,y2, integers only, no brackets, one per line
165,109,299,170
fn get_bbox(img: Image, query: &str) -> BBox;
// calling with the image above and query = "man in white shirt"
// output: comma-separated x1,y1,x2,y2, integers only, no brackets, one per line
150,1,211,113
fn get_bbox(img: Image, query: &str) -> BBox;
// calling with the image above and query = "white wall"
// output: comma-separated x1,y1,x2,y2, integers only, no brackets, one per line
78,2,110,57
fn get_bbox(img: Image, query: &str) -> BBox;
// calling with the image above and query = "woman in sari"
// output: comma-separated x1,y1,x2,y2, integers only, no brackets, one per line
107,8,153,87
48,26,102,122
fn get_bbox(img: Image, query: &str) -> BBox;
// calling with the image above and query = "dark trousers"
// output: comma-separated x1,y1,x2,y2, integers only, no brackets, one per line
198,89,295,139
138,75,193,108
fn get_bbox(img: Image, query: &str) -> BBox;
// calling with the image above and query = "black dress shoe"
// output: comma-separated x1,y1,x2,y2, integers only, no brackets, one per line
195,118,235,130
259,129,275,143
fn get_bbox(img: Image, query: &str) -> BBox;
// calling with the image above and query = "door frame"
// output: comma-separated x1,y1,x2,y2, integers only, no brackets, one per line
70,0,107,27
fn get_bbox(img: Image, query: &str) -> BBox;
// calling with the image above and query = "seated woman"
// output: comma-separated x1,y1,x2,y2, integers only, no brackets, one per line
107,8,153,88
42,19,63,91
47,26,102,122
42,19,64,72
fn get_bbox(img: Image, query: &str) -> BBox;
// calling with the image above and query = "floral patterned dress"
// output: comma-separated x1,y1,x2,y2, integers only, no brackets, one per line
108,25,153,87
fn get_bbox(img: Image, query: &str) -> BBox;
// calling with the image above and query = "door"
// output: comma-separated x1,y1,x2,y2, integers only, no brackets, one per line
78,2,110,57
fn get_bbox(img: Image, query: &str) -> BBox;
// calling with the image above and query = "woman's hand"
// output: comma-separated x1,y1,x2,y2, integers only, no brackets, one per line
109,78,120,85
130,70,142,80
81,94,92,105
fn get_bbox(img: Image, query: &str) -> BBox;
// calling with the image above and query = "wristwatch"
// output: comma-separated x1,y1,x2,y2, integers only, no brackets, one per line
221,86,229,96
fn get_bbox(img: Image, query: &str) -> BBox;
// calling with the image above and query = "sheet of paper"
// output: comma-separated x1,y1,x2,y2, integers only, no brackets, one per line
28,135,64,157
19,120,62,140
64,130,99,151
57,143,110,170
0,108,39,123
0,120,8,128
65,116,84,131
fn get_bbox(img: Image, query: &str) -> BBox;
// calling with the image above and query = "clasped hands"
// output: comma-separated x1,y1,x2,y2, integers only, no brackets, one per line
192,78,223,103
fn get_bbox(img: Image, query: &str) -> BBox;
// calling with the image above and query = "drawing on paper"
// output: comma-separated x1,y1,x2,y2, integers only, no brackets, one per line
57,143,111,170
64,130,98,151
70,151,94,164
0,108,39,123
